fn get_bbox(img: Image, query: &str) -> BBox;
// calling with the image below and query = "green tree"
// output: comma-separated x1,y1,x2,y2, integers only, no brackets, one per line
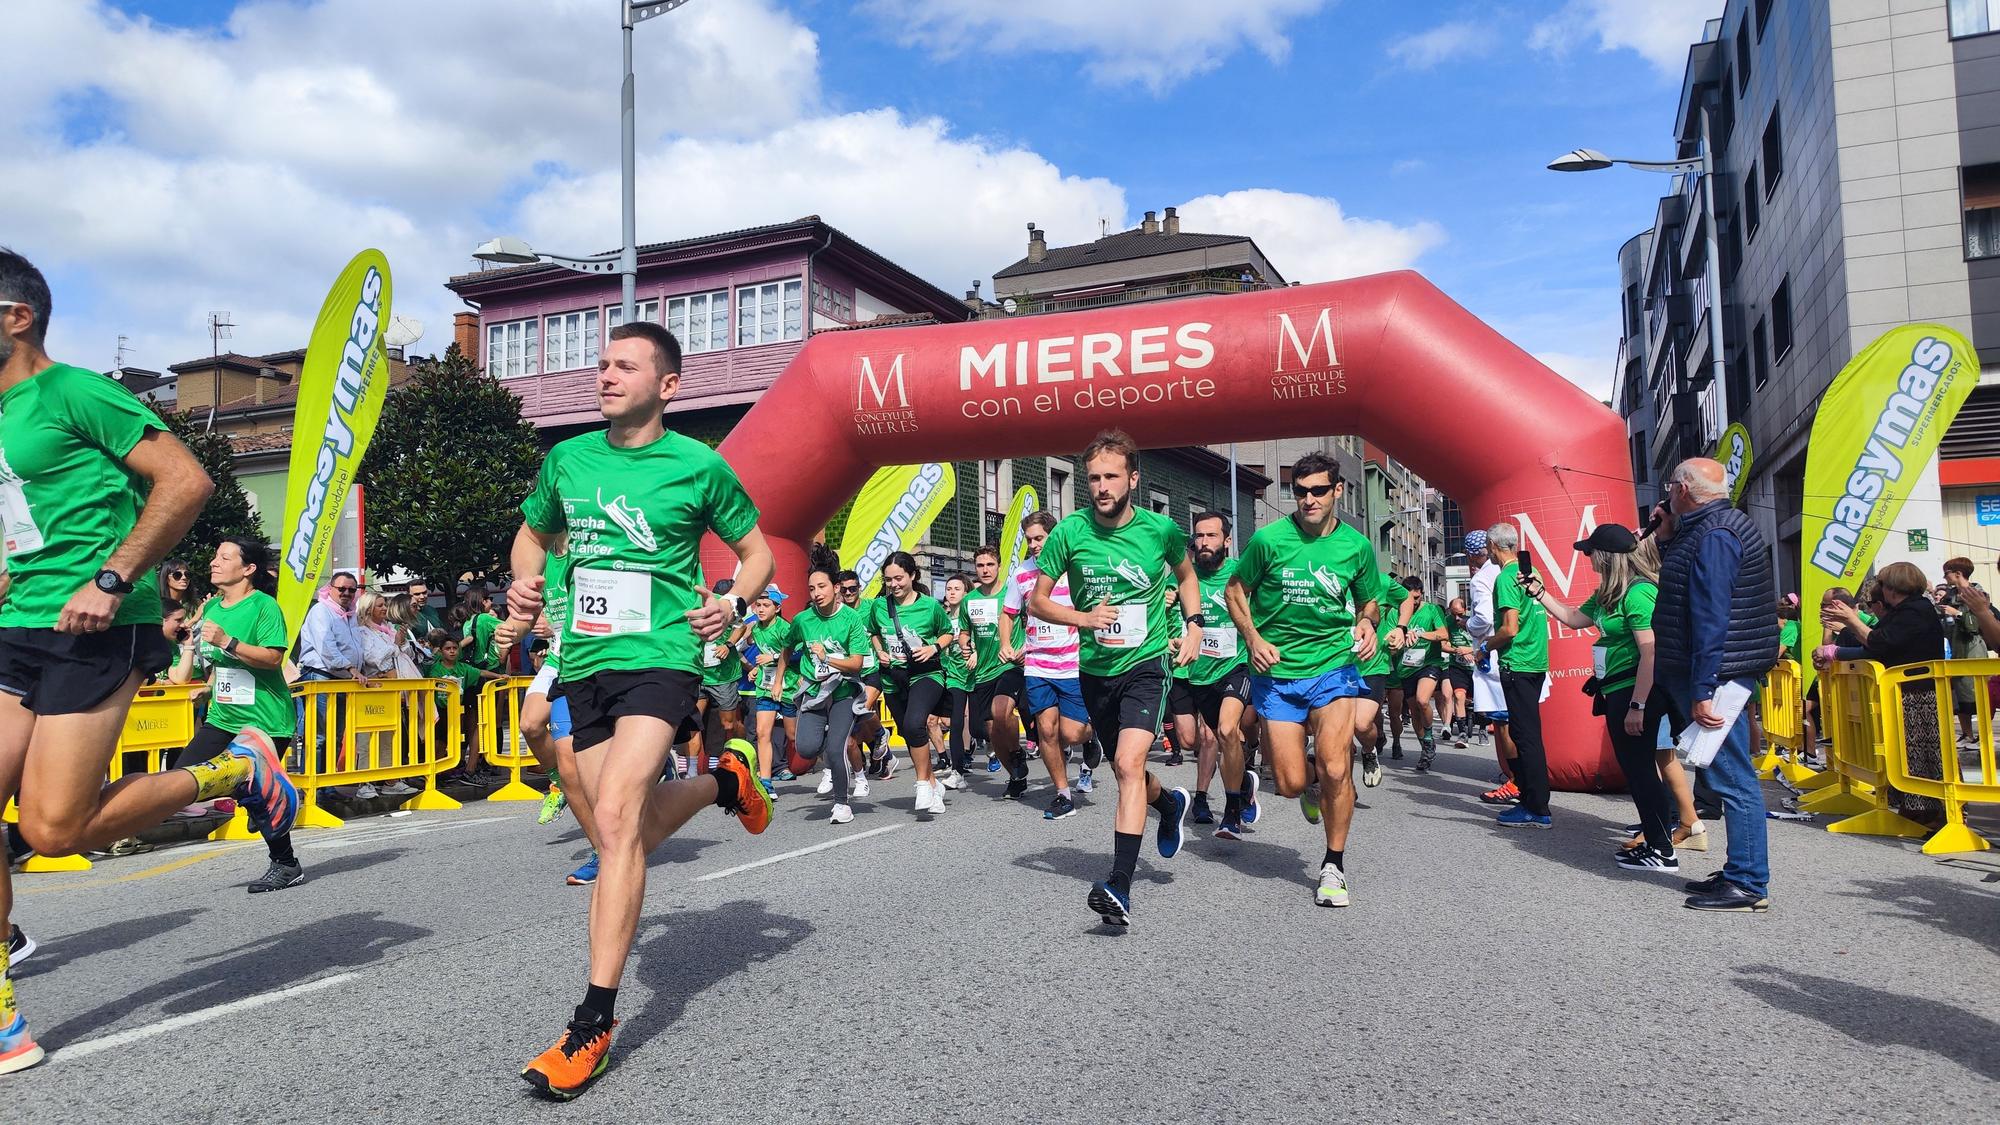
357,344,542,591
153,405,265,600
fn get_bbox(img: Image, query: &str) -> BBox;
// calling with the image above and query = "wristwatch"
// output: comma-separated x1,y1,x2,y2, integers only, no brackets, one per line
731,595,750,621
1184,613,1206,629
225,636,241,655
94,568,134,595
1628,700,1645,711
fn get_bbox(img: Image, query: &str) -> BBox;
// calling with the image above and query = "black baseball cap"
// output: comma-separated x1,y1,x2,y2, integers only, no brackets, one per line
1574,524,1639,554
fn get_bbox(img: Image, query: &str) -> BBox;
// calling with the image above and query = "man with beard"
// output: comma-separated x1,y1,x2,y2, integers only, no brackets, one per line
1167,512,1258,838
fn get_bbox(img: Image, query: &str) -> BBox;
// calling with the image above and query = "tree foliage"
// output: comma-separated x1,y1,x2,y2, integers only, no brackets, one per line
357,344,542,589
153,404,265,599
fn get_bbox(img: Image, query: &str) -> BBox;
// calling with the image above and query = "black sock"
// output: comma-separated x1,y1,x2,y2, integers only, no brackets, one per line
579,984,618,1023
1223,793,1242,818
1149,786,1176,814
712,766,741,810
1109,831,1142,891
266,832,298,868
1324,848,1344,870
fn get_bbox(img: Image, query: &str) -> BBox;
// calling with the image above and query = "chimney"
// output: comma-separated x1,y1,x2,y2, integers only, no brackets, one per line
454,311,481,366
1141,210,1159,235
1163,206,1180,235
964,280,985,317
1027,223,1046,263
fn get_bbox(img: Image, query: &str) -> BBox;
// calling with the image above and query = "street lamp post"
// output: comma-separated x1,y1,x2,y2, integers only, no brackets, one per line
473,1,695,324
1548,120,1730,437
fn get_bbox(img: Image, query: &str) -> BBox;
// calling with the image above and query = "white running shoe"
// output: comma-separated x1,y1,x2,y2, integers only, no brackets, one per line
379,780,418,796
1315,862,1350,907
816,768,834,796
852,774,871,799
354,783,379,800
938,768,967,791
830,803,854,825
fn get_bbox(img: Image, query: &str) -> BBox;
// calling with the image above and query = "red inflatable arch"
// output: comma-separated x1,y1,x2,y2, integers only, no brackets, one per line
705,271,1635,791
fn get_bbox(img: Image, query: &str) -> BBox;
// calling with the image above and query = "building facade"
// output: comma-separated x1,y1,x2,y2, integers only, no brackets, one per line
1617,0,2000,590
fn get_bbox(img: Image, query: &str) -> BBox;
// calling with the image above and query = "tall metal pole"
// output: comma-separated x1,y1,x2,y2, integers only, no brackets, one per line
1699,97,1728,439
619,5,639,325
1229,443,1239,550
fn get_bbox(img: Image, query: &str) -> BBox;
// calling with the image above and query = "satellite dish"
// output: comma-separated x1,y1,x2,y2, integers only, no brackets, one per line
385,315,425,349
1001,298,1018,314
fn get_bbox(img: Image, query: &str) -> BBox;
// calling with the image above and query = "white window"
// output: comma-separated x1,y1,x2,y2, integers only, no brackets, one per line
811,279,854,323
604,300,661,331
542,310,600,373
667,290,730,354
1149,491,1170,515
983,460,1004,517
736,278,804,347
1188,502,1205,534
1047,462,1072,519
486,317,540,379
1951,0,2000,37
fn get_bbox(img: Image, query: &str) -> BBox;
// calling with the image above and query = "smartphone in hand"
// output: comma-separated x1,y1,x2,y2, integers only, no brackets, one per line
1519,548,1535,581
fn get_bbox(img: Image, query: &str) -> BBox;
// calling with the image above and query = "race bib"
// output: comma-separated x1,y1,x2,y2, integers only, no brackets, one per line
1095,603,1148,648
755,661,775,690
703,641,726,668
1031,619,1069,646
1400,646,1426,669
1592,644,1609,680
215,667,257,706
1199,625,1238,660
0,479,44,557
572,568,651,636
966,600,999,628
887,634,910,661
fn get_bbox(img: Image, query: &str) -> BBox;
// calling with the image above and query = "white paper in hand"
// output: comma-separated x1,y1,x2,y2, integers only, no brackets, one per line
1674,681,1754,769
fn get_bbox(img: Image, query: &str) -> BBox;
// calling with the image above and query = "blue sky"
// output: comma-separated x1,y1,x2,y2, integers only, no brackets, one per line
8,0,1722,397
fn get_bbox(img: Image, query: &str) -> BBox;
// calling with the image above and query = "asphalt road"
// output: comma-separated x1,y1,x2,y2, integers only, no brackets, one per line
7,734,1997,1124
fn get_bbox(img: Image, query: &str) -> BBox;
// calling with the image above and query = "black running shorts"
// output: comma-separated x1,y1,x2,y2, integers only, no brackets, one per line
562,669,701,753
1080,659,1169,740
0,625,172,716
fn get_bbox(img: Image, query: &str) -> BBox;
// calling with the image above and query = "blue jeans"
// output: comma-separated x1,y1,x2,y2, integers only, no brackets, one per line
1664,676,1769,897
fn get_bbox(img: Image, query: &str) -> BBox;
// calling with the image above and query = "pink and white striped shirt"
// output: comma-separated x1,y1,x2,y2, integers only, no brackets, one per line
1004,557,1081,679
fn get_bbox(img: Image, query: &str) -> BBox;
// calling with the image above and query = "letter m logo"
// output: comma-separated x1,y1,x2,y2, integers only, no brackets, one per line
856,354,910,411
1273,307,1338,373
1513,505,1599,601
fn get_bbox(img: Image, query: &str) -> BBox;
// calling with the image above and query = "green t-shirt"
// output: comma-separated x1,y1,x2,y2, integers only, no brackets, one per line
850,598,880,671
1494,561,1550,674
750,615,798,698
462,611,500,669
1358,571,1407,678
520,429,759,680
1580,581,1657,695
871,593,951,688
1036,508,1186,678
1233,516,1384,680
700,623,747,686
941,603,973,691
790,603,869,705
194,590,295,738
1450,623,1475,668
1396,602,1449,674
1185,557,1246,686
963,585,1017,685
427,657,485,703
1778,618,1800,662
0,363,169,628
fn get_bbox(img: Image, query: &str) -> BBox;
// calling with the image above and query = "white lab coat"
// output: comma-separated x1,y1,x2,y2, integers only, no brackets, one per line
1467,561,1506,713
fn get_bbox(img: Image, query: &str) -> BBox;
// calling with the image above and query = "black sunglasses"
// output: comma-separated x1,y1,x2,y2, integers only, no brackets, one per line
333,585,358,594
1292,484,1334,498
166,570,186,579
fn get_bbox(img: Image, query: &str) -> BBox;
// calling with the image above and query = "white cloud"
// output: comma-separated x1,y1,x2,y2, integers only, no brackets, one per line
860,0,1330,91
1532,350,1618,401
1387,20,1497,70
1173,189,1446,284
516,109,1127,295
1529,0,1721,78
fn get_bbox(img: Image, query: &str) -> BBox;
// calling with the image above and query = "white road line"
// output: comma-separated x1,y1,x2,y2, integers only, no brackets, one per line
51,972,361,1063
312,814,514,852
694,825,904,882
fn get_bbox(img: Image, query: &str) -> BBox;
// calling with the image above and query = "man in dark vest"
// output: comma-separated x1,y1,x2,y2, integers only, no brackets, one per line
1654,457,1778,912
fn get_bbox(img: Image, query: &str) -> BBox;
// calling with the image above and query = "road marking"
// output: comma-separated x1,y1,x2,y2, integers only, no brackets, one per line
51,972,361,1063
17,843,259,896
694,824,904,882
311,813,513,851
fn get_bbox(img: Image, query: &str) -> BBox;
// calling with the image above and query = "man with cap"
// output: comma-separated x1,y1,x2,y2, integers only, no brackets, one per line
1461,530,1517,800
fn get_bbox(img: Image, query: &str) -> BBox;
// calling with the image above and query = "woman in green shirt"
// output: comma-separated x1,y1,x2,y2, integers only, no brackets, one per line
167,536,305,894
1528,526,1702,870
938,573,979,775
791,549,871,824
871,551,959,816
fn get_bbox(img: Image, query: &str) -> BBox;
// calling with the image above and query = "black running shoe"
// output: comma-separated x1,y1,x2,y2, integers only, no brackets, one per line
6,924,35,972
1044,793,1077,820
248,861,305,894
1087,880,1131,926
1416,742,1437,772
1614,846,1679,873
1190,791,1214,825
1003,776,1028,801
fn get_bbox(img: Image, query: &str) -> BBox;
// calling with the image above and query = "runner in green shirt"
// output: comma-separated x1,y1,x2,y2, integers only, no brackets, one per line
1028,431,1203,928
747,587,799,785
1165,511,1257,837
1443,599,1477,747
693,576,750,770
507,320,776,1098
938,572,978,776
166,536,305,894
838,573,892,783
1226,451,1389,909
1527,523,1696,864
791,549,872,823
1486,522,1554,826
965,545,1027,790
869,551,959,814
1352,567,1419,793
1390,579,1452,771
0,250,297,1073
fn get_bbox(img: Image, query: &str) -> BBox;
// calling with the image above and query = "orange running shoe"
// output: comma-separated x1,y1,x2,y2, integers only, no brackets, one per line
1477,780,1520,805
521,1014,617,1100
718,738,772,834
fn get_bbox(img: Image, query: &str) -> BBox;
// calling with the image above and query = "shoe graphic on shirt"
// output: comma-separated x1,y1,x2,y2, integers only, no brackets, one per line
597,490,657,552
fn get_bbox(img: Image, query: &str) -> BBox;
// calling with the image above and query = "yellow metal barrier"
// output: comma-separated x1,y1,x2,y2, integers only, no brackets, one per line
1806,660,1926,841
479,677,544,802
1878,660,1999,855
1753,659,1821,785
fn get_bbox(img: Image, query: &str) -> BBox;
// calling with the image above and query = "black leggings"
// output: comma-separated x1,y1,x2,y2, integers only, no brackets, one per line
885,677,945,752
943,687,972,771
173,724,298,867
1603,685,1673,852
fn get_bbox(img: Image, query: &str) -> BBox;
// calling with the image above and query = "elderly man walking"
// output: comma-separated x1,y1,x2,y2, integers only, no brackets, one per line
1653,458,1778,912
